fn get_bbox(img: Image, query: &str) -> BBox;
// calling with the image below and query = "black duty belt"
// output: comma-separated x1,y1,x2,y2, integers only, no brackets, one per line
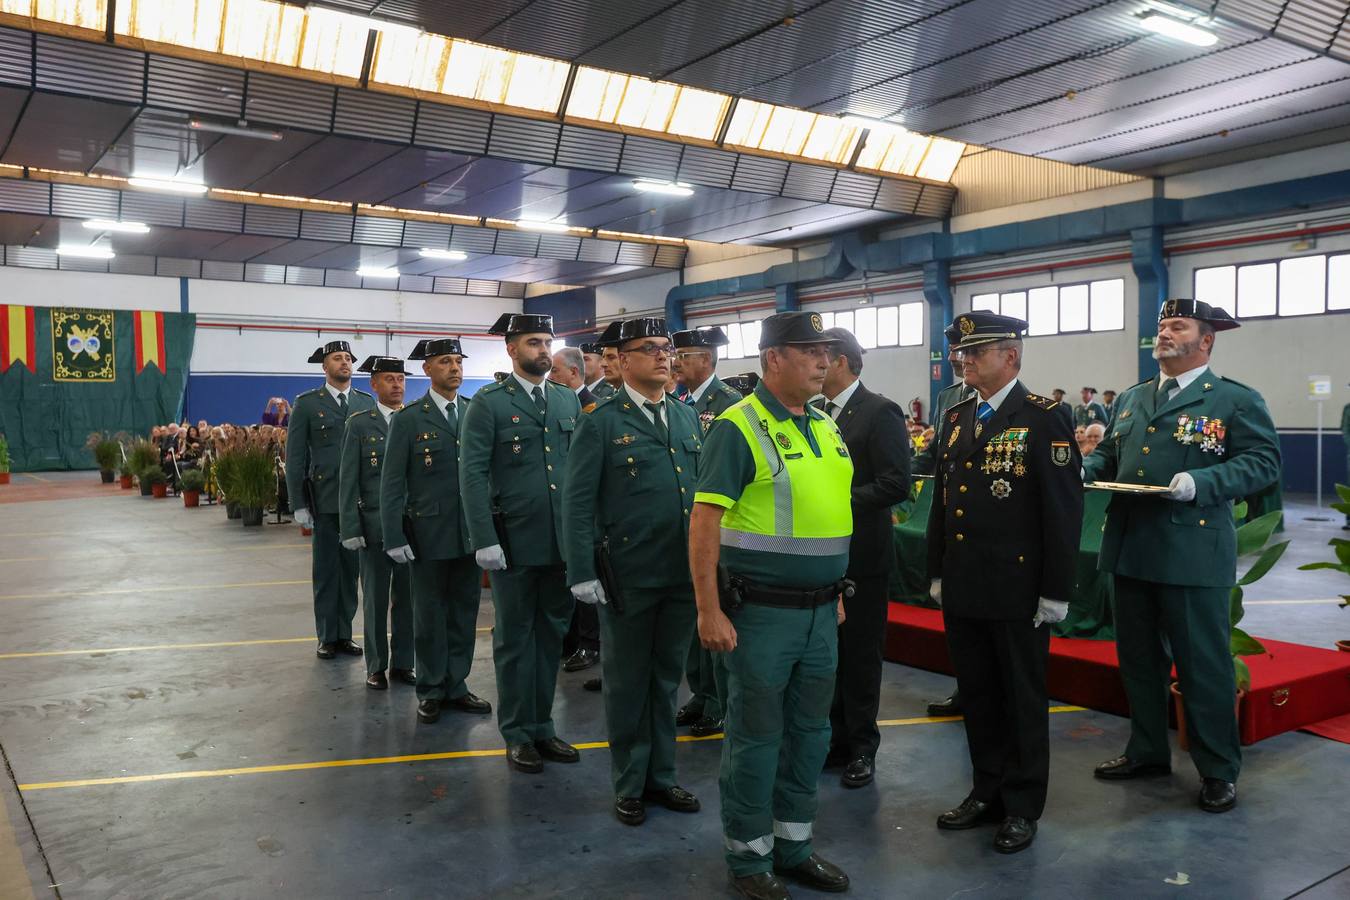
719,565,855,612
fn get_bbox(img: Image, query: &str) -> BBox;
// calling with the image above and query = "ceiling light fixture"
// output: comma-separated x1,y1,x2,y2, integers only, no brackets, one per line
356,266,401,278
514,219,572,233
1137,12,1218,46
82,219,150,234
57,245,115,259
632,179,695,197
127,176,209,195
306,4,422,35
418,248,469,260
188,119,283,142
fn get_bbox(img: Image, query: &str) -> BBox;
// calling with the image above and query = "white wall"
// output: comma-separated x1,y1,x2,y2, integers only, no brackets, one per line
0,267,181,311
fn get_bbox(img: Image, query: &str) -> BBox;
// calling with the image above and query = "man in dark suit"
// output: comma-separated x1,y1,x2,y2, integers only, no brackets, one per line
927,312,1082,855
820,328,912,789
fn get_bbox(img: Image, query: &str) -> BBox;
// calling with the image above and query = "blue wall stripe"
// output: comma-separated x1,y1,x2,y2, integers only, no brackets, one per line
183,374,492,426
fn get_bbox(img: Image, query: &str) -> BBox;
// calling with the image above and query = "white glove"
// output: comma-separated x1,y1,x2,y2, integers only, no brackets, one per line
1033,598,1069,628
386,544,415,564
570,579,607,606
929,579,942,607
476,544,507,571
341,536,366,551
293,507,314,529
1167,472,1196,502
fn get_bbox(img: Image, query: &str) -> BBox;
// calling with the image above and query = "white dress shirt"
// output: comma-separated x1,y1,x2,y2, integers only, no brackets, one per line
512,371,546,404
325,383,350,406
428,390,458,423
376,402,398,425
687,374,717,405
623,382,665,425
1159,364,1209,401
977,377,1019,412
824,378,862,421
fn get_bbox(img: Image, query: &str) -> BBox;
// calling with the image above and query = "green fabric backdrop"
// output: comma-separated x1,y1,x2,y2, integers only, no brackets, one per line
0,307,195,472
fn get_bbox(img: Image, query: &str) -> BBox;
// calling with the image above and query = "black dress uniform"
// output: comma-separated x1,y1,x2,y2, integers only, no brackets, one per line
926,313,1083,851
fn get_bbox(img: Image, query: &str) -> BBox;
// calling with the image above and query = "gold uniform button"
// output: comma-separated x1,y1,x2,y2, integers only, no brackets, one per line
545,446,551,452
627,456,634,463
680,488,686,494
1137,468,1145,477
1018,555,1025,563
544,427,549,433
670,448,676,454
546,465,553,471
955,534,965,542
675,466,683,473
964,461,973,470
958,485,967,493
1142,446,1150,454
1147,426,1156,433
1199,519,1206,526
955,509,964,518
684,509,689,515
549,484,557,490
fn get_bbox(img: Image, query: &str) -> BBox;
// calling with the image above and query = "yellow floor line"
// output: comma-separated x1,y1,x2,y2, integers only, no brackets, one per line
16,707,1085,792
17,472,51,483
0,627,494,660
0,579,310,603
0,543,310,564
1244,598,1348,606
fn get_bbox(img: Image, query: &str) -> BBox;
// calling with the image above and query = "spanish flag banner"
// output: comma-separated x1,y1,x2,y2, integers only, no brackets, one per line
134,309,166,373
1,303,36,373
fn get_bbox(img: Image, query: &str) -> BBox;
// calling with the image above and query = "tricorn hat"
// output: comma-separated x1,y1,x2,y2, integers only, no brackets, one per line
1158,298,1240,331
487,313,554,338
596,320,626,347
307,340,354,364
408,338,469,360
357,355,409,374
617,317,668,344
672,326,729,349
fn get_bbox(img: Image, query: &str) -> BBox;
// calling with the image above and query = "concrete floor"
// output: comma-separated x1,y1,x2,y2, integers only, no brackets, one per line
1,473,1348,899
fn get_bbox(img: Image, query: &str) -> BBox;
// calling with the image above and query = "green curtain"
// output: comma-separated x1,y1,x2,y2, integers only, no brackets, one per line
0,307,195,472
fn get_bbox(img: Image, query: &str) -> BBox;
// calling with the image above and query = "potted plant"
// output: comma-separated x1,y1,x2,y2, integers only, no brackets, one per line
138,462,168,498
118,459,135,489
0,433,9,485
215,449,242,518
1172,504,1289,749
128,438,159,478
179,468,206,508
1298,484,1350,652
85,432,121,483
230,445,277,527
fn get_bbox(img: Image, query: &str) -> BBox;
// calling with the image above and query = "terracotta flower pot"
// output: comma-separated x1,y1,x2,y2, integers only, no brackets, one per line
182,490,200,508
151,482,168,498
119,474,134,489
300,526,312,536
100,469,115,484
0,472,9,485
1171,683,1245,751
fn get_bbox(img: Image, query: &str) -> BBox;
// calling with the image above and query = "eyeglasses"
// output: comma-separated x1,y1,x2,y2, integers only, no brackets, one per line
621,343,676,357
956,345,1000,359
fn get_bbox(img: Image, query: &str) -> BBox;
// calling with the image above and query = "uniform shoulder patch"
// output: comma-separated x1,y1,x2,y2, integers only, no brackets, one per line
296,387,323,400
352,387,373,398
1220,375,1256,392
477,381,505,396
718,383,742,400
1024,392,1058,410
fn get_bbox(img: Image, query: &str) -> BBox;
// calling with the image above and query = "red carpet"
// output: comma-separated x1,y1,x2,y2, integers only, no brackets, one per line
886,603,1350,745
1301,712,1350,744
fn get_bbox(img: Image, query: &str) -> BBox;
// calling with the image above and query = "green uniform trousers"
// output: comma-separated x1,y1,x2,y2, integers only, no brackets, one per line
685,639,728,720
1114,575,1241,783
411,555,482,702
721,602,837,877
600,585,697,798
488,565,573,746
312,512,360,644
359,544,413,676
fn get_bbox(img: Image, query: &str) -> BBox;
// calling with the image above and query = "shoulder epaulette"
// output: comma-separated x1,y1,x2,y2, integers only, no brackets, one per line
297,387,323,399
949,393,977,409
478,380,506,395
1219,375,1255,392
346,409,371,422
352,387,373,398
717,383,742,399
1024,392,1058,411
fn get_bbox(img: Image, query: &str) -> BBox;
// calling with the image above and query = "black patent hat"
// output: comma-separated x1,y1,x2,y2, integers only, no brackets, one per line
357,355,409,374
949,312,1028,349
617,317,668,344
672,326,729,349
408,338,468,360
596,320,626,347
1159,298,1240,331
307,340,353,363
487,313,554,337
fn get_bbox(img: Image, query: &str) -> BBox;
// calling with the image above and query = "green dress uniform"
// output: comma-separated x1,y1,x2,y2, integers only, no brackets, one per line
589,380,617,400
1074,400,1109,428
460,373,582,746
914,380,973,476
681,372,745,725
1342,400,1350,528
562,382,702,799
1084,319,1280,784
696,377,853,878
285,366,376,645
338,404,413,676
380,388,483,705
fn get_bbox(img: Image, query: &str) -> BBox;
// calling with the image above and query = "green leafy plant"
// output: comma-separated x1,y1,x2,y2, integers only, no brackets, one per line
214,450,240,501
1297,484,1350,612
85,432,121,471
136,462,167,485
128,438,159,474
229,446,277,510
0,433,10,473
118,457,136,478
179,468,206,493
1229,502,1291,692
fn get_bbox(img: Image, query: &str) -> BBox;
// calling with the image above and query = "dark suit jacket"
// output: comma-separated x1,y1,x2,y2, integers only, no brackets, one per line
832,383,912,577
577,385,597,412
926,382,1083,619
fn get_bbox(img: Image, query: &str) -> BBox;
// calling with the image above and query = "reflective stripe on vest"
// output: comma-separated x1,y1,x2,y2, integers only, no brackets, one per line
717,393,852,556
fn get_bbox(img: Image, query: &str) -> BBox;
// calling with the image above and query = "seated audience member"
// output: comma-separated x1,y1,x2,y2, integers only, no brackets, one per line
1074,425,1087,454
1082,422,1106,457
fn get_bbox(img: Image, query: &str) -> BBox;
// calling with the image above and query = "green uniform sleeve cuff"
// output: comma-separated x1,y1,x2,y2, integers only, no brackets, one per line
693,492,736,509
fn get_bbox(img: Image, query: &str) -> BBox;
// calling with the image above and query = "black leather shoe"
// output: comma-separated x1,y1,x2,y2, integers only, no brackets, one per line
994,816,1037,853
690,716,724,737
583,677,602,692
676,702,703,727
507,743,543,774
390,668,417,686
774,853,849,893
316,642,337,659
366,672,388,690
562,648,599,672
731,872,790,900
335,639,363,656
416,699,440,724
643,785,700,813
445,692,492,714
1198,778,1237,813
535,737,580,763
927,693,962,717
842,757,874,788
937,796,1004,830
614,796,645,826
1094,755,1172,780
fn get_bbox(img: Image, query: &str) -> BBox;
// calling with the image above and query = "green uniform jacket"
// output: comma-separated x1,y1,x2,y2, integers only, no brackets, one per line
285,385,375,515
460,377,582,567
562,391,702,589
379,392,472,560
1075,401,1109,427
689,375,744,434
914,380,971,475
590,381,617,400
1083,368,1281,587
338,407,393,546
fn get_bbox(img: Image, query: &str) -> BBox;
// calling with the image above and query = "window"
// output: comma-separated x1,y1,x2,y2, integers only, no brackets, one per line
1195,252,1349,320
970,278,1125,337
707,300,923,359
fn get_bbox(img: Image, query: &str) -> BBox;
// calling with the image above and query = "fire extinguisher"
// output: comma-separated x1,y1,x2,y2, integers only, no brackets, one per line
910,397,924,424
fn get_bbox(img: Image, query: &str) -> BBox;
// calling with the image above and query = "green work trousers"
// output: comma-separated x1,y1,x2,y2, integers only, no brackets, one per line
488,565,573,746
411,554,482,701
359,543,413,676
685,639,728,720
312,511,360,644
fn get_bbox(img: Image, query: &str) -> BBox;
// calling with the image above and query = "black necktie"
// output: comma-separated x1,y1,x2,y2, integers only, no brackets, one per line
825,401,839,419
644,401,668,442
532,385,546,415
1159,377,1179,398
337,392,347,415
445,399,457,433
